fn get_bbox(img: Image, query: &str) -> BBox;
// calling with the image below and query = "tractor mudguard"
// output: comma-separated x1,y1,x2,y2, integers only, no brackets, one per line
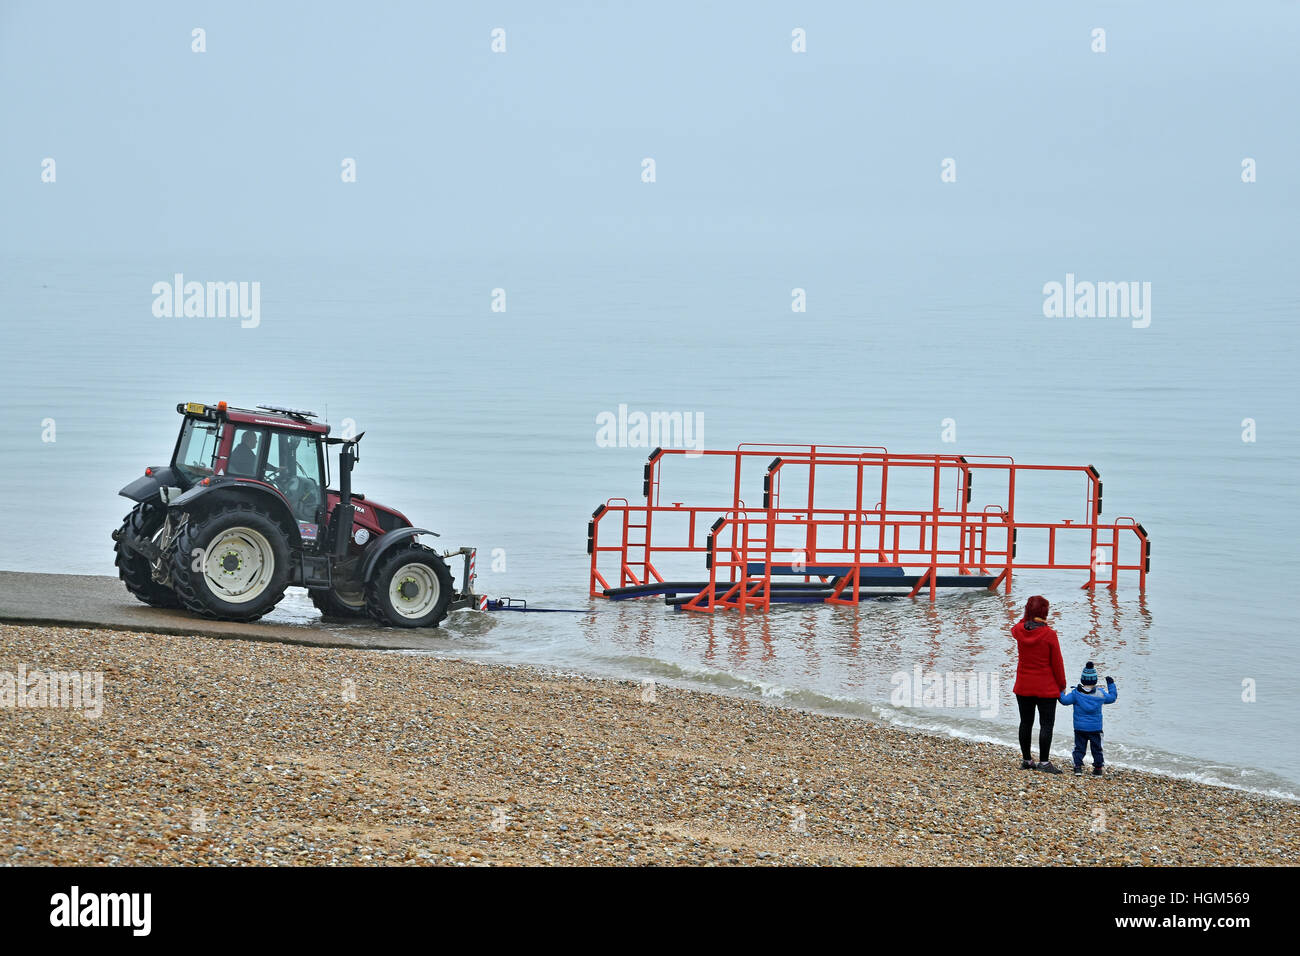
118,466,179,502
360,527,440,581
167,479,303,548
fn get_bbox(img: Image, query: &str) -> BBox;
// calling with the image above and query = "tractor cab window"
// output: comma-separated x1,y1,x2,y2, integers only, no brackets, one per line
226,427,262,477
173,418,221,482
264,431,325,523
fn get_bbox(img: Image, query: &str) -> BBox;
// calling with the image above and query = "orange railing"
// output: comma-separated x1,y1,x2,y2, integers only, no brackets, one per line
588,445,1150,609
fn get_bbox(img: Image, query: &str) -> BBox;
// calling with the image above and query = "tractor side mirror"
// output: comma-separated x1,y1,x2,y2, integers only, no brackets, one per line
327,431,364,464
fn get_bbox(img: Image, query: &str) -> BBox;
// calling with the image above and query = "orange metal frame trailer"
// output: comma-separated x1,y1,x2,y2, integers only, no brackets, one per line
587,444,1150,613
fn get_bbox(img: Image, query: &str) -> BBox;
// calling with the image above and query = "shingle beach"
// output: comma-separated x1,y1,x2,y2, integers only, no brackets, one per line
1,623,1296,866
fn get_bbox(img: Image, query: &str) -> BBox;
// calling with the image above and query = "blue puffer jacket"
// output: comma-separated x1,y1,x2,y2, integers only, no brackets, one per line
1059,681,1118,732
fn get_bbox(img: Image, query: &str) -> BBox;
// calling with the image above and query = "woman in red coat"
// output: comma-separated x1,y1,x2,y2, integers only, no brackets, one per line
1011,595,1067,773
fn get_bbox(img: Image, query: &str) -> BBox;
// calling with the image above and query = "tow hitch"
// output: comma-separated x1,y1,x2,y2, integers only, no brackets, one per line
445,546,489,611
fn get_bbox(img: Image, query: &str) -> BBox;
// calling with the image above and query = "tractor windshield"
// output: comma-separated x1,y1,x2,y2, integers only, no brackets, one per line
173,418,220,482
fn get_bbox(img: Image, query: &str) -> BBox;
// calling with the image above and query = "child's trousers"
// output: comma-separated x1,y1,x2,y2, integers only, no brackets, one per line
1073,730,1104,768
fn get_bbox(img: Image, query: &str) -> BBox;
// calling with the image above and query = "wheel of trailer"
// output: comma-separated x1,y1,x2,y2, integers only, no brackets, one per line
169,501,291,622
309,585,368,619
364,545,454,628
113,502,180,608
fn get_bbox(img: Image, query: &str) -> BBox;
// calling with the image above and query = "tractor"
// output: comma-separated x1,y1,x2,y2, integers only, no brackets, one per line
112,401,479,627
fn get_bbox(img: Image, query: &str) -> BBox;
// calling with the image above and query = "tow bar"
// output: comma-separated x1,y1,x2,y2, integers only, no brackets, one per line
444,547,585,614
486,597,585,613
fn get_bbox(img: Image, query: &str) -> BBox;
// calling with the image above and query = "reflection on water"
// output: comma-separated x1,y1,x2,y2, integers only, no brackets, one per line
557,588,1290,799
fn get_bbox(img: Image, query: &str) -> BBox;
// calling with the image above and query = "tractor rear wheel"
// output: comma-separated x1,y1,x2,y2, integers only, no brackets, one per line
113,502,180,608
309,586,368,619
364,544,454,628
169,501,291,622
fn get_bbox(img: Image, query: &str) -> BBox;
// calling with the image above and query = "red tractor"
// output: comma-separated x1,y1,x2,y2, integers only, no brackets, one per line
112,401,479,627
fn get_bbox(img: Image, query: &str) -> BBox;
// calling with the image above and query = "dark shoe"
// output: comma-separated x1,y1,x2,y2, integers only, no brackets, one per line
1073,764,1083,775
1020,759,1037,770
1093,765,1104,776
1036,761,1064,775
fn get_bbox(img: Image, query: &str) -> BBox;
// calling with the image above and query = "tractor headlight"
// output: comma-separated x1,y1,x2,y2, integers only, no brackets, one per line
353,528,370,546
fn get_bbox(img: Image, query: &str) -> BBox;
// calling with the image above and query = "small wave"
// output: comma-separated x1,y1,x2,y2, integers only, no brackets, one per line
591,652,1299,802
379,623,1299,803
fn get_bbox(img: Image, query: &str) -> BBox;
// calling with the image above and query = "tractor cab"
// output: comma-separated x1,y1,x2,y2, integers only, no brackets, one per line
169,401,331,538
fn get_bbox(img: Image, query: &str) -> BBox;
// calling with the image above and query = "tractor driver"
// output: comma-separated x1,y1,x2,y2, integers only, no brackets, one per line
227,430,259,476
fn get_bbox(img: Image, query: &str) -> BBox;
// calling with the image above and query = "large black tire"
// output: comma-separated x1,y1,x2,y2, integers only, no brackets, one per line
169,501,291,622
309,586,368,619
113,503,180,608
364,544,454,628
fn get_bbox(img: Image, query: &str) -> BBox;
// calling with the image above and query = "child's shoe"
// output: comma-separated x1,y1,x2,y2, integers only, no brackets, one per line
1093,765,1104,776
1073,764,1083,775
1036,761,1064,774
1020,758,1036,770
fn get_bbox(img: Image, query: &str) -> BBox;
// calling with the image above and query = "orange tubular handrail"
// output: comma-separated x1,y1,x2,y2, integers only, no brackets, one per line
587,445,1149,608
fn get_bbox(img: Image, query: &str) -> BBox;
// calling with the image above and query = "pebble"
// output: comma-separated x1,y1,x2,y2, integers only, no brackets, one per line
1,622,1296,866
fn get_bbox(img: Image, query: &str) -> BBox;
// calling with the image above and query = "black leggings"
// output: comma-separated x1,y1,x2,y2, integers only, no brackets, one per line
1016,695,1057,762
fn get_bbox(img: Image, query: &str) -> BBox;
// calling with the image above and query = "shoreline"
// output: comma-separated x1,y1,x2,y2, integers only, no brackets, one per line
4,570,1291,802
416,649,1300,805
3,622,1297,866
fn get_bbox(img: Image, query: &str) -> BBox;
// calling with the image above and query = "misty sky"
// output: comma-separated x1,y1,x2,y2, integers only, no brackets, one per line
3,1,1297,258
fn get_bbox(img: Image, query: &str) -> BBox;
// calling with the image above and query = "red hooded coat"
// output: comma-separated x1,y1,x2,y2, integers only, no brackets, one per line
1011,618,1066,697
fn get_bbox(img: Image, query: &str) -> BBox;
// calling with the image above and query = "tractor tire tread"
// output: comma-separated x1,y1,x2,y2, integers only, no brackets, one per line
114,503,181,608
363,542,453,628
168,500,290,623
309,587,368,619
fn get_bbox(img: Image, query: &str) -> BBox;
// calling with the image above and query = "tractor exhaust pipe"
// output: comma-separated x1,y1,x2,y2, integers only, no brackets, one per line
334,438,359,557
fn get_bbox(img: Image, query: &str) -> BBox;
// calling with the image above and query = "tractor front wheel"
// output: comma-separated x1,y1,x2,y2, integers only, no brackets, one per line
364,544,454,628
169,502,291,622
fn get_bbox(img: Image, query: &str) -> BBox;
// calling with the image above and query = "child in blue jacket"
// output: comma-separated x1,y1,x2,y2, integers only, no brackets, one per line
1059,662,1118,775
